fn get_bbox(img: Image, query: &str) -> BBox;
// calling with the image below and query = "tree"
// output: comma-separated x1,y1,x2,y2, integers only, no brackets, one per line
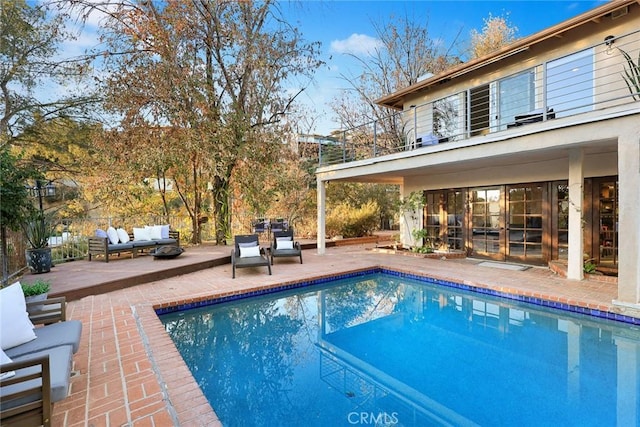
1,1,97,280
0,147,39,284
332,13,459,158
72,0,322,243
0,0,95,147
469,13,518,59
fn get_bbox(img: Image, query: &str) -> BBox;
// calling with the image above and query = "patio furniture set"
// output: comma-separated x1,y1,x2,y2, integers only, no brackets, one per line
1,283,82,426
88,225,180,262
231,227,303,278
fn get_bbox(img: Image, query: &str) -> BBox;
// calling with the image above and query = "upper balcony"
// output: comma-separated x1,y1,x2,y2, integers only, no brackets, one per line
318,28,640,167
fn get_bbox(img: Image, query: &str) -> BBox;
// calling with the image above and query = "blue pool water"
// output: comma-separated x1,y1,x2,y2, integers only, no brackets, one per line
159,272,640,427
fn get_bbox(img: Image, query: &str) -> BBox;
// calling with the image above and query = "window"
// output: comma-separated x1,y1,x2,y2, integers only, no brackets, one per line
546,49,594,117
469,85,490,136
492,70,536,131
433,93,464,141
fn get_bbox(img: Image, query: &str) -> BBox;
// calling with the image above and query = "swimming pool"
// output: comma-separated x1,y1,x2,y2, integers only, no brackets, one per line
159,271,640,426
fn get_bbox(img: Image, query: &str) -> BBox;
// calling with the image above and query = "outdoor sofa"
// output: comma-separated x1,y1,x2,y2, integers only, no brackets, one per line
1,283,82,427
88,225,180,262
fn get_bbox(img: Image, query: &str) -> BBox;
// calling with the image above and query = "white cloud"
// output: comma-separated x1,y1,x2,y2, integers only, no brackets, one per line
330,33,382,56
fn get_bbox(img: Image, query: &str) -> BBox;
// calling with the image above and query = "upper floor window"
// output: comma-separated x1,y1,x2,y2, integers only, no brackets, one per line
546,48,594,117
492,69,536,131
433,93,464,142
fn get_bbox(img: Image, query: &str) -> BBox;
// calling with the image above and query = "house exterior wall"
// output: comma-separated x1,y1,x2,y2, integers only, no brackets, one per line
315,1,640,307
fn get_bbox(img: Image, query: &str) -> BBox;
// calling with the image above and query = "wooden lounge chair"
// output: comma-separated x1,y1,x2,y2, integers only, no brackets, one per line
1,296,82,427
231,234,272,278
270,228,303,264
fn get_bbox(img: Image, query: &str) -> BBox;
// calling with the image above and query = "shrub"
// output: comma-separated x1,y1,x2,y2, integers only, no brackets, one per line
326,201,380,238
21,280,51,296
584,261,597,274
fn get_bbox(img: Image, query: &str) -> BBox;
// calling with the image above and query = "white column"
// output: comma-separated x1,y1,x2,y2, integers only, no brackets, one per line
317,178,326,255
614,336,639,426
566,321,581,402
614,133,640,307
567,148,584,281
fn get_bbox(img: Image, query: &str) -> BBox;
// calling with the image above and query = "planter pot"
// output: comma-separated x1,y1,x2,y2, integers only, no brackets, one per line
25,292,49,313
25,247,52,274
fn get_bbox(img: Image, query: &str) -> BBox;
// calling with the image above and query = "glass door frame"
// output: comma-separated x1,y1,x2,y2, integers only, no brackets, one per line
468,186,505,261
504,183,548,265
422,190,467,252
591,177,619,270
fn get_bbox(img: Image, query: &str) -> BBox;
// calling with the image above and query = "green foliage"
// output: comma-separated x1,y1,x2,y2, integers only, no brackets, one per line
411,228,429,242
584,261,597,274
412,246,434,254
22,211,58,249
619,47,640,101
326,201,380,238
410,228,436,253
397,191,425,214
0,148,38,232
21,279,51,296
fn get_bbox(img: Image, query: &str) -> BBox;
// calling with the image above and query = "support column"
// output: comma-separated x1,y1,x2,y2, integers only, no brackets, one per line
317,178,326,255
614,336,639,425
566,321,581,402
614,133,640,307
567,149,584,281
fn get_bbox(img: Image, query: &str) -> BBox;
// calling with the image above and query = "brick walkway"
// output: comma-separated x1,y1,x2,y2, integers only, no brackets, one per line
38,243,639,426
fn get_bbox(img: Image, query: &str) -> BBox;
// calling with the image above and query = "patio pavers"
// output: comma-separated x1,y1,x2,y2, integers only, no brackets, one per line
39,243,639,426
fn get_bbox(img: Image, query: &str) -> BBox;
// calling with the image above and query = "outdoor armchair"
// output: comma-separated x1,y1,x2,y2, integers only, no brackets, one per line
231,234,272,278
270,228,303,264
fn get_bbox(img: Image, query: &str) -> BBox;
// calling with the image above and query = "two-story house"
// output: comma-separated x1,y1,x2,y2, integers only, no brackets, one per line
315,0,640,309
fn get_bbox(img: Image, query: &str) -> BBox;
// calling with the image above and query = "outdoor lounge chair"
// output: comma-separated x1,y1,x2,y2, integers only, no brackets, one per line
1,293,82,427
270,228,303,264
231,234,272,278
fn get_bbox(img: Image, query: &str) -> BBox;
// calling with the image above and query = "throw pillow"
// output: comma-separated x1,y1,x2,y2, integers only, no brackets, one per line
116,228,130,243
0,347,15,380
160,224,170,239
95,228,108,239
277,240,294,250
0,282,36,350
133,227,151,241
146,225,163,240
107,227,120,245
239,245,261,258
238,241,258,248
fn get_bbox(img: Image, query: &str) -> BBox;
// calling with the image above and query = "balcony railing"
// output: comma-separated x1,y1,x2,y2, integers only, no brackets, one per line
319,30,640,166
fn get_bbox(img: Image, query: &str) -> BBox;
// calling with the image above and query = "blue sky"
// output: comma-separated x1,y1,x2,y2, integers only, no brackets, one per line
278,0,604,134
62,1,604,135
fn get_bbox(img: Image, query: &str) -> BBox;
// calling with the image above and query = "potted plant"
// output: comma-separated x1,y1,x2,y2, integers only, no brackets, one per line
21,279,51,312
619,47,640,101
22,211,57,274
